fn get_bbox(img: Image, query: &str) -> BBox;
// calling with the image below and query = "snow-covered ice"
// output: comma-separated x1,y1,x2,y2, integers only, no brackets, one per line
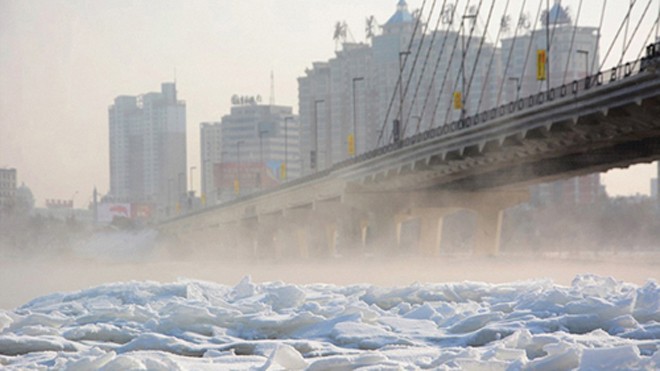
0,274,658,370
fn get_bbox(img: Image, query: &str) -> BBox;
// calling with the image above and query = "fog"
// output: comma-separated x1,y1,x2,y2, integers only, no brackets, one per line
1,225,658,311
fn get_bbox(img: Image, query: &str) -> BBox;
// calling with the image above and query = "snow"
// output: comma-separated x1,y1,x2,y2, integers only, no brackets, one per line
0,274,658,370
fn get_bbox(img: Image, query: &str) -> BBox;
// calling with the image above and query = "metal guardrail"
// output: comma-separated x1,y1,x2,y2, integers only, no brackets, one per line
161,44,660,225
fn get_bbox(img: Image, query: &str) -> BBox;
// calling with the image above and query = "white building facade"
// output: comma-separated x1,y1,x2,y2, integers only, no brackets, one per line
108,82,186,213
201,102,300,203
298,0,500,174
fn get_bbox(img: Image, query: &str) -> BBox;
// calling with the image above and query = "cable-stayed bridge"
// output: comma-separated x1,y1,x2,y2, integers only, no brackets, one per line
160,1,660,257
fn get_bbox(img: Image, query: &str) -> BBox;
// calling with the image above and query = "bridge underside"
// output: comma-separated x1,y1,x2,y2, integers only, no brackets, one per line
357,96,660,193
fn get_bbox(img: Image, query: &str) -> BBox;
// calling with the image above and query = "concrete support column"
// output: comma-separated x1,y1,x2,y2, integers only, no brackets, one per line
325,223,338,257
237,220,258,259
419,214,444,256
474,207,505,256
367,212,400,253
295,228,310,259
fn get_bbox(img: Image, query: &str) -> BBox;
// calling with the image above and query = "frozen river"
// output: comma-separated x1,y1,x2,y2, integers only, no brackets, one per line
0,232,658,369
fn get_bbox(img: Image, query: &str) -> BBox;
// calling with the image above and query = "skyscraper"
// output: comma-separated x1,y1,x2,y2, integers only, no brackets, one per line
108,83,186,213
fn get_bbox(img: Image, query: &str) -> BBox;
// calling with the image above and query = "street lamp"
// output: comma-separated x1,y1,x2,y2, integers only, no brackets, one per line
412,115,422,135
460,14,476,117
313,99,325,171
352,77,364,156
258,130,268,190
576,50,590,77
236,140,244,196
398,51,411,139
189,166,196,196
508,77,520,102
167,178,173,215
283,116,293,181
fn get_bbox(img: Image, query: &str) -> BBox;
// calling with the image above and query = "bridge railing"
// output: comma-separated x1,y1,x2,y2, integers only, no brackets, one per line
331,42,660,170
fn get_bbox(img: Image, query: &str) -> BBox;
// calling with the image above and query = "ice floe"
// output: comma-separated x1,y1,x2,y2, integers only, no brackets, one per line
0,274,657,370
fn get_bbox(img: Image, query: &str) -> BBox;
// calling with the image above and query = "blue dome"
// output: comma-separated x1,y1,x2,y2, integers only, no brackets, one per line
543,1,571,25
385,0,413,26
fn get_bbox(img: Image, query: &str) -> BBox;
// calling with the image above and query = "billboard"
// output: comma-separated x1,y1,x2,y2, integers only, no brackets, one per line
97,203,131,223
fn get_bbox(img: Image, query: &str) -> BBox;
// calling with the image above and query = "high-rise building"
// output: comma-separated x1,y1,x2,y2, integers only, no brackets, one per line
201,100,300,203
200,121,223,205
0,168,17,213
108,83,186,213
499,2,599,105
298,0,499,174
531,174,604,206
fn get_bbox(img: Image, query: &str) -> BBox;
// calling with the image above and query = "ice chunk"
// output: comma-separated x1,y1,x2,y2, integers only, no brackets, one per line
524,344,579,371
402,303,437,320
62,349,116,371
0,334,80,356
633,280,660,323
98,354,147,371
116,333,203,357
448,312,504,334
232,276,257,300
306,352,390,370
258,344,307,370
578,345,641,371
0,311,13,332
267,285,306,311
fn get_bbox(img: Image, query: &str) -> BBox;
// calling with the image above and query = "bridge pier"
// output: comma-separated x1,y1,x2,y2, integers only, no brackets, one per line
473,207,505,256
366,212,401,254
345,189,528,257
412,208,459,256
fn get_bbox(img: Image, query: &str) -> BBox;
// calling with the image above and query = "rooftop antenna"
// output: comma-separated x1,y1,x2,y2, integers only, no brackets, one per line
269,70,275,105
174,67,177,84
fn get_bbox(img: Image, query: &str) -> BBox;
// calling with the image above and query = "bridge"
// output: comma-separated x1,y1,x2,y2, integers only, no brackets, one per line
159,42,660,259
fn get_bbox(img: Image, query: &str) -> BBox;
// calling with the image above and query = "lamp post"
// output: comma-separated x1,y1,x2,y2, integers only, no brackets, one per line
398,51,411,138
258,130,268,190
460,14,476,117
167,178,173,215
576,50,590,77
352,77,364,156
508,77,520,102
189,166,196,195
313,99,324,171
284,116,293,181
412,115,422,134
236,140,244,196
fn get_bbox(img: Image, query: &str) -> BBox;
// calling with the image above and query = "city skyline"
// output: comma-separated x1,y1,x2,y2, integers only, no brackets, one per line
1,0,658,206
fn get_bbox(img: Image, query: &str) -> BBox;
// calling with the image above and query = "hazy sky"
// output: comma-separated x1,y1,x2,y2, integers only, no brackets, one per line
1,0,658,207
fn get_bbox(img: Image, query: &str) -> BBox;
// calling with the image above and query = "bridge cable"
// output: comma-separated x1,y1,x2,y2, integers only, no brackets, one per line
635,3,660,61
618,0,655,67
598,0,638,71
516,0,543,99
562,0,584,84
496,0,530,107
399,0,441,137
464,0,497,112
590,0,608,76
475,0,511,114
539,0,566,92
417,2,459,132
405,0,449,135
396,0,433,141
442,0,486,124
427,0,473,129
536,0,569,92
376,0,429,146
